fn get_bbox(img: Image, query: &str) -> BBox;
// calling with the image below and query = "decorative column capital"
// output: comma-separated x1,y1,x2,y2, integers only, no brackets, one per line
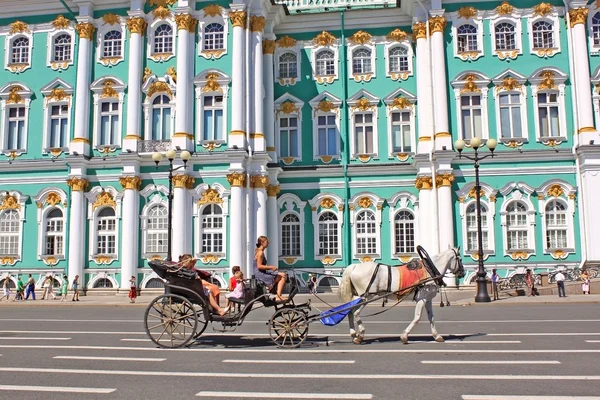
428,16,447,34
569,7,588,28
266,184,281,197
435,173,455,187
75,22,95,40
227,172,247,187
415,176,433,190
119,176,142,191
229,11,247,29
250,175,270,189
263,39,276,54
66,177,89,192
172,174,195,189
412,22,427,40
175,13,197,32
250,15,265,32
126,17,148,35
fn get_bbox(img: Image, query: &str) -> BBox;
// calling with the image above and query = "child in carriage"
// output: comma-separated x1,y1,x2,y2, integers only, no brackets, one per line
225,270,245,309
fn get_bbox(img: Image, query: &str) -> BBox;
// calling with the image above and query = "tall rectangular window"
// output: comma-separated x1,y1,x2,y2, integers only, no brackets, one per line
391,111,411,153
281,213,301,257
99,101,119,146
499,93,522,139
317,115,337,156
538,92,560,137
354,113,374,154
202,95,223,141
279,116,299,158
7,106,25,150
96,209,116,255
49,104,69,148
460,95,482,140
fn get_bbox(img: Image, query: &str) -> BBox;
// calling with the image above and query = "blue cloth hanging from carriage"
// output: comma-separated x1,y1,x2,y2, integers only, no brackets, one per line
319,298,364,326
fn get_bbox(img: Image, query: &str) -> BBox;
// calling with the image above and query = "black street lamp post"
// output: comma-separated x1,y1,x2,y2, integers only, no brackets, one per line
152,149,191,262
454,137,497,303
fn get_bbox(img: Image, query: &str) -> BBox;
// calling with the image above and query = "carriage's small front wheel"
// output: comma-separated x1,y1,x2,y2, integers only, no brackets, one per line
268,308,309,348
144,294,198,348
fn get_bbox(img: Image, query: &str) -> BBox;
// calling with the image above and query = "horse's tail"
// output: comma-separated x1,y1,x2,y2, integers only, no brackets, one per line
338,264,355,303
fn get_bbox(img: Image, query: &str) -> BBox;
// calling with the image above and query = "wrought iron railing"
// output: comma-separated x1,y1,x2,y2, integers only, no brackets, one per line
137,140,172,153
497,267,599,290
273,0,396,12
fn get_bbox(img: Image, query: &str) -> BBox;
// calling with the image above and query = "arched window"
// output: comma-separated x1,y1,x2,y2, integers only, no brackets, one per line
103,30,122,58
466,203,489,252
11,37,29,64
44,209,64,256
532,21,554,49
53,34,72,62
96,208,116,255
394,210,415,254
545,200,567,249
153,24,173,54
281,213,300,256
279,52,298,79
506,201,528,250
0,210,20,256
145,278,165,289
355,210,377,255
495,22,516,51
318,211,338,255
457,24,478,53
204,23,224,50
151,95,172,141
388,46,409,73
315,50,335,76
147,205,167,254
200,204,223,254
593,13,600,46
93,278,113,288
352,48,372,75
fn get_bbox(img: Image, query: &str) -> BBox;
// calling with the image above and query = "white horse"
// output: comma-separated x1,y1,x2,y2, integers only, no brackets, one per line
338,247,464,345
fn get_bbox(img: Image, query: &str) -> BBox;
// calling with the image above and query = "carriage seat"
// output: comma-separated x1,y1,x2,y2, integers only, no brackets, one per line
227,282,255,305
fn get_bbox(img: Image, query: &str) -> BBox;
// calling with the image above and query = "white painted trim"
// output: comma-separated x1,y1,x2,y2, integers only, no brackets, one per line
383,88,416,158
489,10,523,61
346,41,376,83
309,40,340,85
448,10,485,61
451,72,491,142
41,78,74,154
33,187,68,262
274,93,304,163
46,27,75,71
347,89,380,160
275,44,301,87
147,16,176,63
141,74,176,143
0,82,32,155
191,183,230,262
140,188,168,260
526,10,562,58
536,179,577,257
197,10,229,60
498,182,537,259
84,186,123,264
309,193,344,263
384,40,413,81
492,70,528,144
90,76,126,149
529,67,568,143
309,91,342,161
349,192,383,261
193,69,230,146
4,31,33,73
277,193,306,262
0,190,28,264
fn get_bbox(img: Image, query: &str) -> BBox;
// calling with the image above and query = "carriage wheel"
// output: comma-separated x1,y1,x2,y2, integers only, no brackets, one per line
268,308,309,348
144,294,198,349
193,303,209,339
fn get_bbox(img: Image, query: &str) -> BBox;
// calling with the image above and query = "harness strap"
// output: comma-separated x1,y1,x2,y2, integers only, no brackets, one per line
363,263,381,294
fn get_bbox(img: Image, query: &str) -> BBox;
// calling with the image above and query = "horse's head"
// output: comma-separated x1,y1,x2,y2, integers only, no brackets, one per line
450,247,465,279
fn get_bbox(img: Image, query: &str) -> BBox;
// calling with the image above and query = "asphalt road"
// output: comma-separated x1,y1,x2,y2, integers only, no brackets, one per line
0,304,599,400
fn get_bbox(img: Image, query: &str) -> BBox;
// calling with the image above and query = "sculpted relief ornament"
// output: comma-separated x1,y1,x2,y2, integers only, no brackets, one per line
533,2,553,17
496,2,514,16
313,31,336,47
199,188,223,205
348,30,372,45
412,22,426,40
538,70,556,90
148,0,177,7
461,74,481,94
568,8,588,28
227,172,247,187
203,4,223,18
93,191,116,211
126,17,147,35
52,15,71,30
386,29,408,42
457,6,477,19
263,40,276,55
229,11,247,29
119,176,142,190
7,86,23,104
102,13,120,26
278,36,297,48
0,195,20,211
9,21,29,34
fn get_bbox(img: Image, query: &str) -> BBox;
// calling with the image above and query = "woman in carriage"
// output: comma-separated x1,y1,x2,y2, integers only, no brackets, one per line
253,236,287,302
179,254,229,316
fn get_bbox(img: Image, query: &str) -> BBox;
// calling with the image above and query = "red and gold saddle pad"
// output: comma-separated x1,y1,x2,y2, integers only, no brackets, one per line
395,261,429,296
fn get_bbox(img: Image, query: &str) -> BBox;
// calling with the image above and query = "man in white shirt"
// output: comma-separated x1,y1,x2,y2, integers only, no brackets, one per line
554,271,566,298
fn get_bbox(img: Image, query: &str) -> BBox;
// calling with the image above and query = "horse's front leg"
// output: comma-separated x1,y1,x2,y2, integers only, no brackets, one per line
351,302,367,345
348,305,357,340
401,299,425,344
425,299,445,343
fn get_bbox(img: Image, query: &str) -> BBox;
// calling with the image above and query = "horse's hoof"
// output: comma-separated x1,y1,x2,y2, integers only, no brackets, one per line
400,333,408,344
352,337,363,345
434,336,445,343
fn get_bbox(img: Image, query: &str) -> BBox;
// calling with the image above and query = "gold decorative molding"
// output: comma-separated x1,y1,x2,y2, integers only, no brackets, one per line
147,81,172,98
360,256,373,262
461,74,481,93
547,184,564,198
148,0,176,6
578,127,596,134
199,188,223,205
0,195,20,211
316,75,335,85
119,176,142,191
0,257,16,266
357,197,372,209
321,256,336,265
278,101,299,115
201,49,225,59
320,155,333,163
386,28,409,42
9,21,29,34
314,99,337,114
201,254,219,264
149,255,163,261
496,1,514,15
569,8,588,28
202,72,222,93
52,15,71,30
203,4,223,17
313,31,336,47
66,177,89,192
568,193,576,200
415,176,433,190
267,185,280,197
75,22,95,40
93,255,114,265
46,88,71,103
538,70,556,90
428,16,447,34
509,251,530,260
263,39,276,54
93,191,116,210
388,97,412,110
552,250,568,260
436,173,455,187
100,80,119,99
348,30,372,45
172,174,195,189
412,22,426,40
226,172,247,187
278,35,297,48
175,13,197,32
99,57,120,66
282,257,296,265
320,197,335,209
7,86,23,104
45,192,62,207
489,195,497,202
152,6,171,20
496,50,519,60
467,187,485,199
42,256,58,266
396,153,410,162
250,16,265,32
250,175,269,189
533,2,553,17
457,6,477,19
8,63,29,73
497,76,522,93
166,66,177,83
358,155,371,163
143,67,152,83
126,17,147,35
536,48,554,57
352,98,375,112
229,11,247,29
102,13,120,26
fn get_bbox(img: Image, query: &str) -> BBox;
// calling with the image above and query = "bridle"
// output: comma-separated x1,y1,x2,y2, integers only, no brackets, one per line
451,248,465,279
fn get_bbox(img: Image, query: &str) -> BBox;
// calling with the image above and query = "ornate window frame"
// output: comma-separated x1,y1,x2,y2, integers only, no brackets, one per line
346,30,376,83
526,5,561,58
90,76,126,151
456,182,498,260
197,4,229,60
40,78,73,155
349,192,383,262
387,191,418,261
384,29,413,81
449,7,484,61
85,186,123,265
147,8,176,62
309,91,342,163
499,182,536,260
33,188,68,266
489,8,523,61
274,93,304,165
140,185,169,260
588,7,600,55
4,21,33,73
309,193,344,265
0,190,28,265
451,72,491,143
141,73,176,145
193,69,230,149
536,180,576,259
46,16,75,71
347,89,379,162
275,35,301,86
192,183,230,264
309,31,339,85
492,70,528,147
0,82,32,156
278,193,307,265
96,14,126,66
384,88,416,159
529,67,568,144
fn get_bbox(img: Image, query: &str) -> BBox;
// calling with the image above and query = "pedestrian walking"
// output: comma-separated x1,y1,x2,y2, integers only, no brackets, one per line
0,275,11,301
60,274,68,302
555,270,566,298
581,269,590,295
41,275,56,300
307,274,318,295
24,274,36,300
128,276,137,303
15,275,24,301
525,269,536,297
491,269,500,301
71,275,80,301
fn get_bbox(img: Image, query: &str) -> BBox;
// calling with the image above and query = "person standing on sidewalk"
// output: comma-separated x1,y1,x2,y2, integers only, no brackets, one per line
525,269,535,297
0,275,11,301
491,269,500,301
71,275,80,301
60,275,68,302
24,274,36,300
15,275,24,301
128,276,137,303
555,270,566,298
581,269,590,295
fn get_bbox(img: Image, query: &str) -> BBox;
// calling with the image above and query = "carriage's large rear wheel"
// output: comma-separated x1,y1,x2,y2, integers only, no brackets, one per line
268,308,309,348
144,294,198,348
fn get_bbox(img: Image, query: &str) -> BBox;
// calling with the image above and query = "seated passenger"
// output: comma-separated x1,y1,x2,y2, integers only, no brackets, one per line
253,236,287,302
180,254,228,316
225,270,245,309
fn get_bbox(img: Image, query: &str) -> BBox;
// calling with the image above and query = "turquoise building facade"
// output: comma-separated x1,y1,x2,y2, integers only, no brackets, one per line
0,0,599,291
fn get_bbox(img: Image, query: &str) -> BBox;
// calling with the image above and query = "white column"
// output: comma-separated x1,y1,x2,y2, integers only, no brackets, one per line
263,35,276,159
124,16,146,152
71,22,95,155
436,173,455,284
66,177,88,289
416,177,434,252
229,10,247,149
171,174,193,260
570,8,600,143
250,16,266,152
266,183,280,267
414,22,434,154
227,173,247,276
252,175,268,240
429,15,452,150
173,13,197,151
119,177,141,289
578,148,600,263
